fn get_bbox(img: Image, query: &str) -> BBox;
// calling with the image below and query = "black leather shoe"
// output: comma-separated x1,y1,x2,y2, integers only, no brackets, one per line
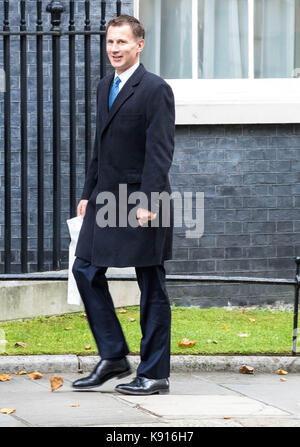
115,375,169,395
72,358,131,390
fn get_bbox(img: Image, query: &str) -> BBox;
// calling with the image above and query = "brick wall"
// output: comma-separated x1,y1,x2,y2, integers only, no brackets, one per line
165,124,300,306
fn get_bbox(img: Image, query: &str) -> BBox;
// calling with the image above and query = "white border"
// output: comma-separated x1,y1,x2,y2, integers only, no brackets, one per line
135,0,300,124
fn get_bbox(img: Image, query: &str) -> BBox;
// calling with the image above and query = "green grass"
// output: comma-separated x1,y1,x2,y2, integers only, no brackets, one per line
0,306,295,356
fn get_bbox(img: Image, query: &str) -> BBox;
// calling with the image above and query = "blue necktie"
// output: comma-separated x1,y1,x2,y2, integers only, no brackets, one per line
109,76,121,110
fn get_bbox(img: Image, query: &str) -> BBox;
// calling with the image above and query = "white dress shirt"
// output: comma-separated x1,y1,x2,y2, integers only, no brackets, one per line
114,60,140,92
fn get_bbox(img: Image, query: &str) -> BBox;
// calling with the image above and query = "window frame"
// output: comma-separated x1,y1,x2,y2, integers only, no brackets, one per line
135,0,300,124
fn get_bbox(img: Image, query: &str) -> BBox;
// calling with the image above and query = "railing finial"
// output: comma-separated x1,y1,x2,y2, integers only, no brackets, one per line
46,0,66,31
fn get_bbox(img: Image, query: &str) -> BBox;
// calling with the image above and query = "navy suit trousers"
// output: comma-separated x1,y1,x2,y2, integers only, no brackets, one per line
72,257,171,379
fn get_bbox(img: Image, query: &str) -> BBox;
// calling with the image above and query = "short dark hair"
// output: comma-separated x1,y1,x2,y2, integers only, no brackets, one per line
106,15,145,40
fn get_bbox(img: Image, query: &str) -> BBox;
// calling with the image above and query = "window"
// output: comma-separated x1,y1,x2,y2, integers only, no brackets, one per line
254,0,300,78
135,0,300,123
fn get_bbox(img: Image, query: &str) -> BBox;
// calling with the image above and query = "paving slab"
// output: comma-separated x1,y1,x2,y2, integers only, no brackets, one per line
1,371,300,427
90,419,244,427
235,418,300,427
116,394,289,419
222,381,300,416
0,390,157,427
0,413,28,427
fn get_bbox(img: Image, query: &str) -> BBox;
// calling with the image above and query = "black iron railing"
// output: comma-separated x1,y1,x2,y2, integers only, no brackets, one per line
0,0,122,273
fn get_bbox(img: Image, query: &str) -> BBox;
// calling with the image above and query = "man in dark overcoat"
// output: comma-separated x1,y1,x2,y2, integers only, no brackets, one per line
72,15,175,395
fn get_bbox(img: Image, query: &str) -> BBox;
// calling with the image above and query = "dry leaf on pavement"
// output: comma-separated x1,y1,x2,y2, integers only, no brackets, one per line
277,369,288,375
14,342,27,348
239,365,255,374
70,403,80,407
14,371,27,375
280,378,287,382
0,374,12,382
27,372,43,380
178,338,197,347
0,408,16,415
50,376,64,392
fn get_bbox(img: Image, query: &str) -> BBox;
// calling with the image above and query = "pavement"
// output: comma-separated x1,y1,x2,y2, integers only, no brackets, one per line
1,355,300,427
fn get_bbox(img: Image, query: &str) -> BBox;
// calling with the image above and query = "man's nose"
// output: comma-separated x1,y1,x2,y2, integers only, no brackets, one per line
111,43,120,52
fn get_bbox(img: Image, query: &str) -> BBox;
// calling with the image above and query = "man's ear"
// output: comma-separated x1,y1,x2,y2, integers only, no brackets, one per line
137,39,145,54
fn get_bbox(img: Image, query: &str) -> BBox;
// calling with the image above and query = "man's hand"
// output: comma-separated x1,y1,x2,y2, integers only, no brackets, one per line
77,199,88,217
137,207,157,226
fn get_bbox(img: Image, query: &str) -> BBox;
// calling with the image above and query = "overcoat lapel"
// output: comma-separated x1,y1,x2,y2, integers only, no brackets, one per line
99,72,114,123
100,63,146,138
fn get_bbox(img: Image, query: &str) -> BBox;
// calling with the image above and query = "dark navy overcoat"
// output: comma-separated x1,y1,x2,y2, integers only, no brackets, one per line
75,63,175,267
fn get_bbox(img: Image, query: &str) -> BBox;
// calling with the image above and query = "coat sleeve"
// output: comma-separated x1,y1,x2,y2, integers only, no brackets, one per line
139,82,175,213
80,81,101,200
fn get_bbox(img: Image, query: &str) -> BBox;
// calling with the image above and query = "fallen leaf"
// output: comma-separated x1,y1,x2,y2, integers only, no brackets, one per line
14,342,27,348
222,325,230,330
0,408,16,415
70,403,80,407
280,378,287,382
27,372,43,380
178,338,197,347
128,318,135,322
223,417,231,420
239,365,255,374
242,309,246,314
237,333,249,337
65,327,72,331
50,376,64,392
119,308,127,313
14,371,27,375
249,318,256,323
85,344,91,350
277,369,288,375
0,374,12,382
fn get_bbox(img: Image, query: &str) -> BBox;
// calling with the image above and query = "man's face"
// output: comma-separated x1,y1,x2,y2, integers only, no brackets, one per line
106,24,144,75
